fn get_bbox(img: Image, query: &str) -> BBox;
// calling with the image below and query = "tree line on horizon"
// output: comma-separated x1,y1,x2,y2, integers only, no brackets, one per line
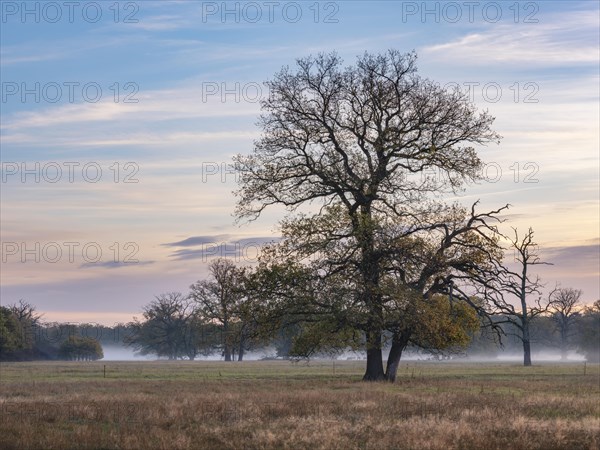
2,279,599,365
126,258,599,365
0,301,105,362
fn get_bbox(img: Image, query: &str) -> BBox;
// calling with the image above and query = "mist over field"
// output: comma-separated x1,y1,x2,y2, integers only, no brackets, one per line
466,351,586,362
101,346,273,361
100,345,587,362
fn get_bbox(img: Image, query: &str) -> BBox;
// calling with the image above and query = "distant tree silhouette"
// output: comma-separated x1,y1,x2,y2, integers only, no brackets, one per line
126,292,204,360
189,259,261,361
59,336,103,361
550,287,582,360
577,300,600,362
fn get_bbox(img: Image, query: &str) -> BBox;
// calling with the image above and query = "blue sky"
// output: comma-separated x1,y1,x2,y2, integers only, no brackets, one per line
1,0,599,324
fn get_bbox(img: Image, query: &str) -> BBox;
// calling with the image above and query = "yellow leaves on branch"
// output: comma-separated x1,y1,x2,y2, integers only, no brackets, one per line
410,294,480,350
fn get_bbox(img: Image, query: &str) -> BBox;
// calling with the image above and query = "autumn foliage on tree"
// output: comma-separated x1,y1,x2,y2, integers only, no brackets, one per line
0,301,41,361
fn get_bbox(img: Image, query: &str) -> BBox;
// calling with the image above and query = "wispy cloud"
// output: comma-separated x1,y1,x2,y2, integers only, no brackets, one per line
543,241,600,269
130,14,192,31
1,82,262,149
80,261,155,269
3,85,261,129
1,34,143,66
163,235,232,247
164,235,280,260
423,10,598,66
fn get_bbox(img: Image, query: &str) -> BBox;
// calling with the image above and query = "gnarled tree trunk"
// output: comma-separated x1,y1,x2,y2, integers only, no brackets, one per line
385,333,410,382
363,330,385,381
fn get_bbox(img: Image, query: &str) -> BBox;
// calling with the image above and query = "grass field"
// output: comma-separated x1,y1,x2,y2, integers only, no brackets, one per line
1,360,598,449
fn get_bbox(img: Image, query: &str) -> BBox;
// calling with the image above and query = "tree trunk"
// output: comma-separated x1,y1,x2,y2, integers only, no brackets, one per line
363,330,385,381
560,329,568,360
358,206,385,381
522,321,532,366
223,322,232,361
385,333,410,382
520,275,532,366
523,340,531,366
238,337,245,361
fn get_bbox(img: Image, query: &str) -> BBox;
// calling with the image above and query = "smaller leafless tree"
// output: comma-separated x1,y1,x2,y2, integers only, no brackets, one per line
483,227,553,366
550,287,582,360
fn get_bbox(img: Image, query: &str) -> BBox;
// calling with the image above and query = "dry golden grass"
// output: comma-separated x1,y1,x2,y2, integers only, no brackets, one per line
0,360,598,449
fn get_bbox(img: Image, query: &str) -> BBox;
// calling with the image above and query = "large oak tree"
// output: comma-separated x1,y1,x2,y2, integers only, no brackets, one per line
235,50,504,381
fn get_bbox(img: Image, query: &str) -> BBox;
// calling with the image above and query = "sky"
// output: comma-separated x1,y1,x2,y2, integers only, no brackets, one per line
1,0,599,325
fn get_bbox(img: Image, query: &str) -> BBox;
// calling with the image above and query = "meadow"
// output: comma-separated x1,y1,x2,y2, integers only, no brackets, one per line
0,360,598,449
